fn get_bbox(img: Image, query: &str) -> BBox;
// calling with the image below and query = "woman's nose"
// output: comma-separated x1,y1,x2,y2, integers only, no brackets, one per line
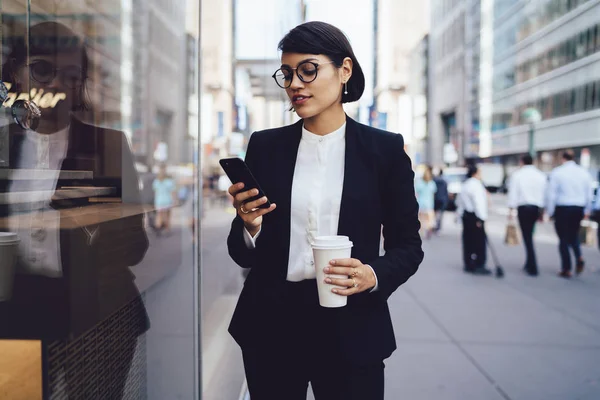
289,74,305,90
46,74,62,89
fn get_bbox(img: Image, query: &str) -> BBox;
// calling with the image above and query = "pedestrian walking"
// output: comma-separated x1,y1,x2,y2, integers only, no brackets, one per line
433,168,449,233
546,151,594,278
226,21,423,400
594,182,600,252
415,167,437,239
507,154,547,276
152,164,177,236
457,165,491,275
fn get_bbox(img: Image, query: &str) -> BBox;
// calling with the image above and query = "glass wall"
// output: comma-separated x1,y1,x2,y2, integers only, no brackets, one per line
0,0,200,399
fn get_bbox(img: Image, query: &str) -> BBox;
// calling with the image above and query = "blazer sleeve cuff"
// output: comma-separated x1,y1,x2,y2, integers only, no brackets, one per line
243,226,262,249
365,264,379,292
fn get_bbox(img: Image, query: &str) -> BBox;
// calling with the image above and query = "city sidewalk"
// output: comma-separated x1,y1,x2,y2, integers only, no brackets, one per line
379,202,600,400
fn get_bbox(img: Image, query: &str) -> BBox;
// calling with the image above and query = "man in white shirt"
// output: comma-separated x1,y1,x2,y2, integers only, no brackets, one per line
457,165,490,275
507,154,547,276
546,151,594,278
593,173,600,252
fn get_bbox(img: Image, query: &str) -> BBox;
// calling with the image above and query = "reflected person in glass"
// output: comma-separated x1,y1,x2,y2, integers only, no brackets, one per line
0,21,149,399
226,21,423,400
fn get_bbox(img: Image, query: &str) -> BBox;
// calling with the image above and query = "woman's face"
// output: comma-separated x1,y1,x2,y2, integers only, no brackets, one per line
14,51,84,123
279,53,351,120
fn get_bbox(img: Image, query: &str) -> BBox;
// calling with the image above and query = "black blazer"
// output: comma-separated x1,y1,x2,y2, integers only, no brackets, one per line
0,117,149,339
227,116,423,364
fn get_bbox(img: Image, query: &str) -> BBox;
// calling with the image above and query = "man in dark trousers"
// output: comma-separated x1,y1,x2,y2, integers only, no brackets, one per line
507,155,547,276
457,165,491,275
434,168,449,233
546,151,594,278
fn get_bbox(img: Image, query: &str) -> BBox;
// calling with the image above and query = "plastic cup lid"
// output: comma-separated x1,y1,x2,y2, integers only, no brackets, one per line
0,232,20,244
312,235,353,249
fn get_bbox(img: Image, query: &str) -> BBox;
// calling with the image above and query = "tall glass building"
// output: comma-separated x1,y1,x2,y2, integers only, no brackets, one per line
486,0,600,171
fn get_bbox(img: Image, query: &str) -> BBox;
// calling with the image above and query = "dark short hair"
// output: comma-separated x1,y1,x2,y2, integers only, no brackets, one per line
562,150,574,161
278,21,365,103
521,154,533,165
467,164,478,178
2,21,91,111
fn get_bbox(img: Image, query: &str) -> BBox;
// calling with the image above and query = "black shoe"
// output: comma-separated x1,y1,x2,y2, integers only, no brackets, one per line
523,266,538,276
576,259,585,275
558,270,572,279
472,266,492,275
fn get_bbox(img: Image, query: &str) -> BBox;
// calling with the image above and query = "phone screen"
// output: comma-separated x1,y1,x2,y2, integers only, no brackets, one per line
219,157,271,209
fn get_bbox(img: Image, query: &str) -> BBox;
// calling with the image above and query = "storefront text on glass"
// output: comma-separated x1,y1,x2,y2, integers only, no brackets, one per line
0,82,66,109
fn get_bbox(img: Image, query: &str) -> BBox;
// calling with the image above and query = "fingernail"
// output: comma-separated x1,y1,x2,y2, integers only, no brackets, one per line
252,189,259,195
324,267,330,273
332,289,338,294
325,278,331,283
330,260,336,265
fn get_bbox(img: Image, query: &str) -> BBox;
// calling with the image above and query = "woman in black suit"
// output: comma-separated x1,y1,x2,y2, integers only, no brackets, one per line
227,21,423,400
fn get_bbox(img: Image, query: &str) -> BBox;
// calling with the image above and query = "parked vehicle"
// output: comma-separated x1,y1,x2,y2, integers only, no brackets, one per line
443,167,467,211
478,163,505,193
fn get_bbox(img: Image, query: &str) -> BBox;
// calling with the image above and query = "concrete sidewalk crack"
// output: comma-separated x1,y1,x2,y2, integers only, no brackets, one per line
404,287,514,400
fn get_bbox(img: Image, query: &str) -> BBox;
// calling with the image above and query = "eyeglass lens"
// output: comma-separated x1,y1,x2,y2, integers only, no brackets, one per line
30,60,84,88
274,62,319,88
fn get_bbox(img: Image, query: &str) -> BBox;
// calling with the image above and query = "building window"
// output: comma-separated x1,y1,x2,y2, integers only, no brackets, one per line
495,23,600,92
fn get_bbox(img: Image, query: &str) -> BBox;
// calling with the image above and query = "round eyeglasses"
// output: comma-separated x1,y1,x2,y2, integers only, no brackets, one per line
272,60,335,89
28,60,84,89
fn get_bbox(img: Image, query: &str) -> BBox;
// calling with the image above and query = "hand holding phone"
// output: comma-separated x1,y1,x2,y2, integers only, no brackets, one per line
219,157,271,209
220,157,276,235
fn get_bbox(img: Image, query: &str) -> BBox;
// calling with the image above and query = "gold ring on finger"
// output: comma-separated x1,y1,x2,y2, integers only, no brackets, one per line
240,204,249,214
352,278,358,288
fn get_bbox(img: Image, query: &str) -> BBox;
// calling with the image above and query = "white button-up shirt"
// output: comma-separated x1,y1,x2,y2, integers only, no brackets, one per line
546,161,594,217
457,177,488,221
507,165,547,209
8,127,69,277
243,123,378,288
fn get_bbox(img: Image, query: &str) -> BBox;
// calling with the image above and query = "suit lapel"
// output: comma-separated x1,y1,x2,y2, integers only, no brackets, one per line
62,118,97,171
338,117,365,238
272,120,302,279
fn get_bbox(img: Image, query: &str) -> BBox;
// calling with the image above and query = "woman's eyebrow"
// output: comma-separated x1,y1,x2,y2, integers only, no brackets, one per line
281,57,320,68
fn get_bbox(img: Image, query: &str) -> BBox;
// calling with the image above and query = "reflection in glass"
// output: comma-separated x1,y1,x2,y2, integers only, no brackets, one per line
0,21,149,399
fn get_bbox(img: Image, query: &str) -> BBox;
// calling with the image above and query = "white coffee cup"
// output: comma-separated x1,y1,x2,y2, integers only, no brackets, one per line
312,235,353,308
0,232,20,302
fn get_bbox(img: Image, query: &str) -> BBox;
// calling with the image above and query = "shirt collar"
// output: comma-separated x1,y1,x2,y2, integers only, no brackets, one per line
25,126,70,143
301,122,346,143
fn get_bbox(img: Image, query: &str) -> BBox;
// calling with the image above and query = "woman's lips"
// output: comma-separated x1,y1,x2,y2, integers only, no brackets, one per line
292,95,311,105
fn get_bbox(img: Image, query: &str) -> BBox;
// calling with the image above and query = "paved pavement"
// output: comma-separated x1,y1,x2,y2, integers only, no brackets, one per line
201,204,247,400
201,196,600,400
379,196,600,400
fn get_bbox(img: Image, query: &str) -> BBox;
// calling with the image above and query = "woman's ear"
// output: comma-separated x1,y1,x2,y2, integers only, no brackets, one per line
342,57,353,82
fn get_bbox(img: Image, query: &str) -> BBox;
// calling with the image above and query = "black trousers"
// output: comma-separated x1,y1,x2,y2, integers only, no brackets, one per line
518,205,540,274
553,206,584,272
241,280,385,400
462,212,486,270
434,199,448,231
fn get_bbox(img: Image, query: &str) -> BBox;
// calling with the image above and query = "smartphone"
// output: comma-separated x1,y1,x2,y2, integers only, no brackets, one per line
219,157,271,209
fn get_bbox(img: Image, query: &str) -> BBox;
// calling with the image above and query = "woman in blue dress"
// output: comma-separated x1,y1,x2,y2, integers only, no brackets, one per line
153,164,177,235
415,167,437,239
